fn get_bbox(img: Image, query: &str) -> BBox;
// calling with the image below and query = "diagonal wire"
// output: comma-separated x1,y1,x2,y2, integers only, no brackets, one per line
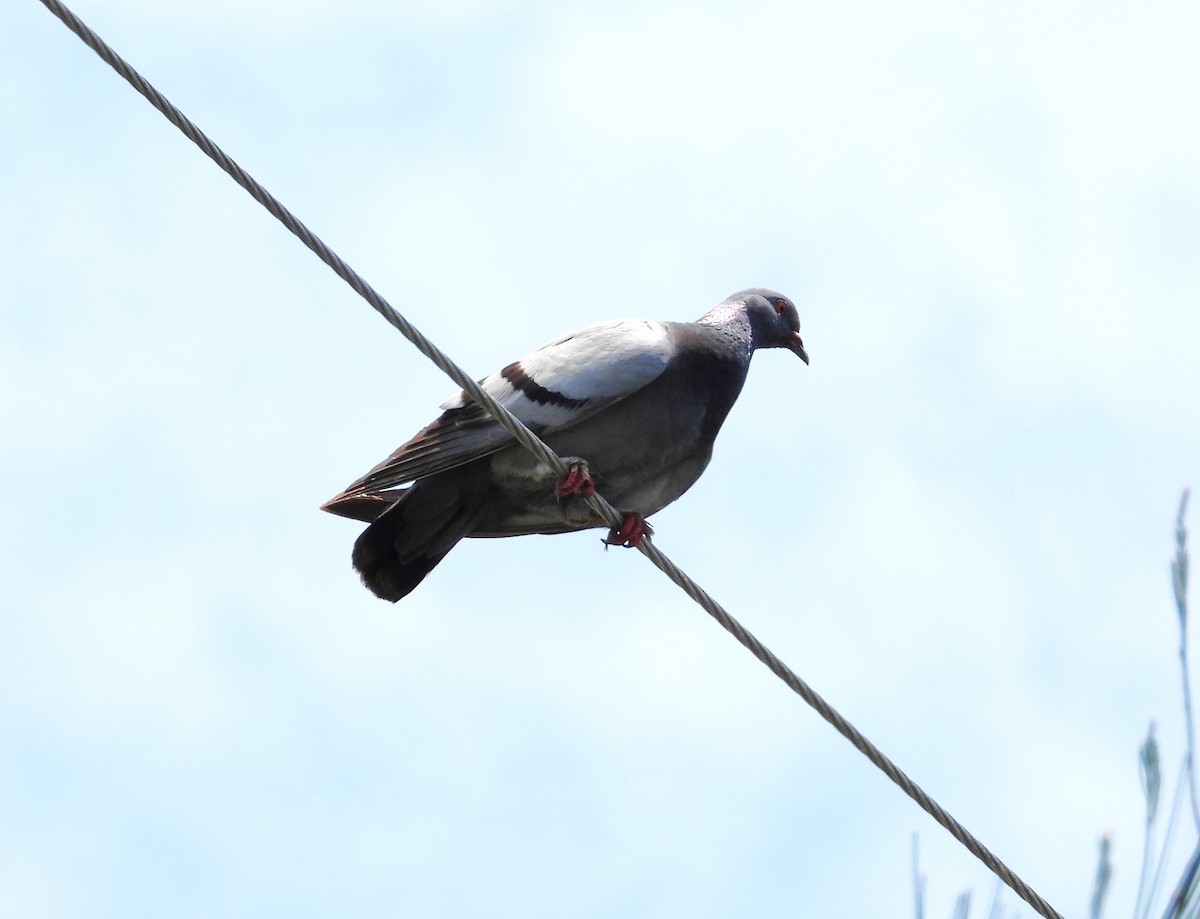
33,3,1065,917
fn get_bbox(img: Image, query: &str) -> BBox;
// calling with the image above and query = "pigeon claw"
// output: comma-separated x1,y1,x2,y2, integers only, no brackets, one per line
555,460,596,499
603,513,652,549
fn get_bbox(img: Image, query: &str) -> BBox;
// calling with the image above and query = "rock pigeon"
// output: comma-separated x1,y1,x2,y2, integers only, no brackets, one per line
322,288,808,601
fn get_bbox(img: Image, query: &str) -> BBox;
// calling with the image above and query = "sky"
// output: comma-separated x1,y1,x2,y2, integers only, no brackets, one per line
3,0,1200,916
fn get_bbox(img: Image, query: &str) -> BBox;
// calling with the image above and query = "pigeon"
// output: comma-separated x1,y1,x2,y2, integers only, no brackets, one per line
322,288,808,601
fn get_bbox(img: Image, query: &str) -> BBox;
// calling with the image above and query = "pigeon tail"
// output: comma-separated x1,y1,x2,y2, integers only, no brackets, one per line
350,477,480,602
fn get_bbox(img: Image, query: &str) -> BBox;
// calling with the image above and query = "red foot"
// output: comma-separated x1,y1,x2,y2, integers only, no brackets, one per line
603,513,652,549
555,461,595,498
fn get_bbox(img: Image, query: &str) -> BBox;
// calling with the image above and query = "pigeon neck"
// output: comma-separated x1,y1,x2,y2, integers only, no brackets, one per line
697,303,755,357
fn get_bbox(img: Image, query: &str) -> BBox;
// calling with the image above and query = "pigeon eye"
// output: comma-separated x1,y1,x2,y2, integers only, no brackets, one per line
774,302,787,317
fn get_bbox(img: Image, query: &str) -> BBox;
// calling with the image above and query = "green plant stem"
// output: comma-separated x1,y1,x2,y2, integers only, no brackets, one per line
912,833,926,919
1089,835,1112,919
1174,490,1198,834
1148,762,1190,917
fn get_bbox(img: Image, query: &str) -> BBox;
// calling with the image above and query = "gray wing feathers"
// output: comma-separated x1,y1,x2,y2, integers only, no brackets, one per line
329,405,515,498
325,319,676,508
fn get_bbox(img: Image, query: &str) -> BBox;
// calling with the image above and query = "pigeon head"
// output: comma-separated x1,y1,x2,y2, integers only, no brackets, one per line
709,289,809,364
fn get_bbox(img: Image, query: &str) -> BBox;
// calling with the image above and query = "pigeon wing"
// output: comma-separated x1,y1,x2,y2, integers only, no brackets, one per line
322,319,674,509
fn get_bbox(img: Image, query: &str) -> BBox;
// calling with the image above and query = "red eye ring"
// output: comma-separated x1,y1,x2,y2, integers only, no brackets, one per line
774,301,787,317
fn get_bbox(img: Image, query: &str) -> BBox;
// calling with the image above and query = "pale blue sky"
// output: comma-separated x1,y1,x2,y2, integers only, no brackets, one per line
4,1,1200,916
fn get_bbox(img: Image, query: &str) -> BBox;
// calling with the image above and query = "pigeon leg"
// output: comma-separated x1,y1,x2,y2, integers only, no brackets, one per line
603,513,653,548
555,459,596,498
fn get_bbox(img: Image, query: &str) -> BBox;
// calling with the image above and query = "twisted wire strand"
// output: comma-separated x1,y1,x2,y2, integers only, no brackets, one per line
34,3,1064,917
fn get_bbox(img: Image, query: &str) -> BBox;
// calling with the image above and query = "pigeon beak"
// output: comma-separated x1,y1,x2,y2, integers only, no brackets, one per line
790,332,810,365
